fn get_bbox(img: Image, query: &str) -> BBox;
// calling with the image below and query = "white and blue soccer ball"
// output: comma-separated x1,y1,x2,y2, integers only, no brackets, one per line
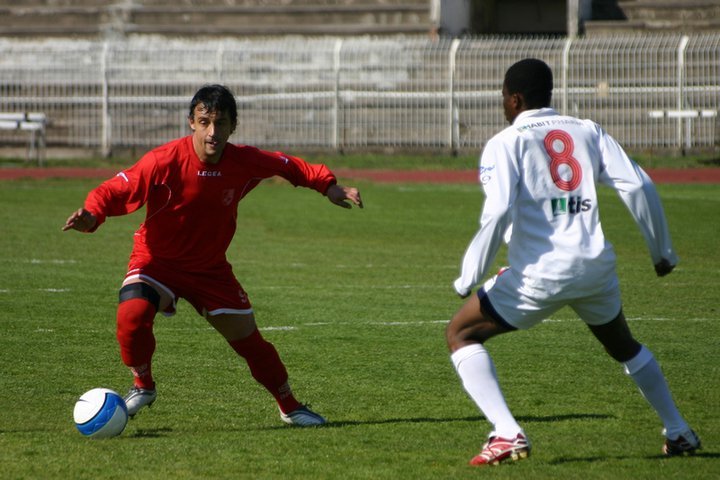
73,388,128,439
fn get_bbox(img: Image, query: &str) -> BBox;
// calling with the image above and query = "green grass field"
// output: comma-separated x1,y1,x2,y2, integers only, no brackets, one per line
0,175,718,479
1,150,718,171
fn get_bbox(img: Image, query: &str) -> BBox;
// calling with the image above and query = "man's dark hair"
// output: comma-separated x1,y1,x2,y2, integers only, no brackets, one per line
504,58,553,108
189,84,238,125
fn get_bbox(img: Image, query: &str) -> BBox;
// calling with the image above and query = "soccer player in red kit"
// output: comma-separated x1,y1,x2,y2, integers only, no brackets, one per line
63,84,363,426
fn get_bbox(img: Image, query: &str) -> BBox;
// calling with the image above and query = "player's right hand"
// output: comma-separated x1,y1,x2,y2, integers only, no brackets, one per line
327,184,363,209
654,258,675,277
62,208,97,232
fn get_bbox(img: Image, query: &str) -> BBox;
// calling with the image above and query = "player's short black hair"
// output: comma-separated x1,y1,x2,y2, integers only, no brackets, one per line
504,58,553,108
189,84,238,125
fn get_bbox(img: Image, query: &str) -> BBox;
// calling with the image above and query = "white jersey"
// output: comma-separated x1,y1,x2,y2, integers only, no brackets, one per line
454,108,678,299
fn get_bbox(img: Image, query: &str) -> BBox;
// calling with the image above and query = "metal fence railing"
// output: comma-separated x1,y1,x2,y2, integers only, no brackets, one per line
1,34,718,157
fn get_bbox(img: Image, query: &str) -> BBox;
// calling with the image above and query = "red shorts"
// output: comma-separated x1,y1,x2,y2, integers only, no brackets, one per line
124,259,252,317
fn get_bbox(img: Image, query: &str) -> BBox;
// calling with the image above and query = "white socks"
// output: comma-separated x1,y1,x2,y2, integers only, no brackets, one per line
451,344,523,438
623,345,689,438
452,343,690,440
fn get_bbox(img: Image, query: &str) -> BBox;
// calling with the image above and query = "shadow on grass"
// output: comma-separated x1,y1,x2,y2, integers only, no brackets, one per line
550,450,719,464
126,427,173,438
262,412,613,430
110,413,613,435
517,413,613,423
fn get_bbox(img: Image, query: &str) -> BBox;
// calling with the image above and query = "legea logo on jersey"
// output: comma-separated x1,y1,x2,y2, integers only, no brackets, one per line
551,196,591,216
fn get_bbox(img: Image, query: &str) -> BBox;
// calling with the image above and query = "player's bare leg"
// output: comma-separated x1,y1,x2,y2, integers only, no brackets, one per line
446,292,529,465
588,311,701,455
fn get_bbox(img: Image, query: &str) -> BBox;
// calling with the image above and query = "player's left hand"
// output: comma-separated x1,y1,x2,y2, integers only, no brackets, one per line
327,184,363,209
654,258,675,277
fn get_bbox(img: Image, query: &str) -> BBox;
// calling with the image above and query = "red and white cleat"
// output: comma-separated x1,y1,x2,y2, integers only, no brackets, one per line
469,433,531,466
663,429,701,456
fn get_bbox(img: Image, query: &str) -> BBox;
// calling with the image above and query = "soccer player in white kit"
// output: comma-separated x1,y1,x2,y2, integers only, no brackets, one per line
446,59,701,466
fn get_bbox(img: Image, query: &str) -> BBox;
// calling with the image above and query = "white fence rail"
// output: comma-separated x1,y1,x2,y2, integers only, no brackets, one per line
1,34,718,156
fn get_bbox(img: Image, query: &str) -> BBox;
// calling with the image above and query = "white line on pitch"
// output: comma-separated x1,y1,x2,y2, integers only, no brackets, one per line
27,317,715,335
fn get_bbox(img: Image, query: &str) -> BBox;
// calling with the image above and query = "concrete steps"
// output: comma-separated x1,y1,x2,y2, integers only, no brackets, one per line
126,4,430,36
585,0,720,35
0,1,431,38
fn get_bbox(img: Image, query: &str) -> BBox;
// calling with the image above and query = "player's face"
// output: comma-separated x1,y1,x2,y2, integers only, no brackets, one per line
188,104,236,164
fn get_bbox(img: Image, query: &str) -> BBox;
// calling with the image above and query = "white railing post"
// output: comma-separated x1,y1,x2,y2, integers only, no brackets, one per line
448,38,460,152
332,38,343,151
101,41,111,158
561,36,573,115
677,35,690,150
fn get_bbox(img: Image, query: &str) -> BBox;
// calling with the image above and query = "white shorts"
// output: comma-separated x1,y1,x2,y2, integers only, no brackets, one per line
481,267,622,329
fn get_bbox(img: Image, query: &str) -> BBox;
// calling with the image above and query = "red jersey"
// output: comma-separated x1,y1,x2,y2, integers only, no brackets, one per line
85,136,337,271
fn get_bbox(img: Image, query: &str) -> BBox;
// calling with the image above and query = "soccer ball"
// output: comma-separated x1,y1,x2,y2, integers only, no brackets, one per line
73,388,128,439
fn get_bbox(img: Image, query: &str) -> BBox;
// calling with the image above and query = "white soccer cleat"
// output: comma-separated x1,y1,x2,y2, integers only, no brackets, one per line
123,386,157,417
280,405,327,426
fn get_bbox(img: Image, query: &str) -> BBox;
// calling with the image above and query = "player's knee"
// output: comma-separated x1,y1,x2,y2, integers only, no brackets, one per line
116,287,158,340
446,315,497,351
445,321,460,350
119,283,160,311
446,310,472,348
116,297,157,362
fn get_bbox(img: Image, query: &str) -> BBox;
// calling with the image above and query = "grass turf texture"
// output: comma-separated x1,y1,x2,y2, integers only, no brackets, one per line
1,151,718,171
0,177,718,479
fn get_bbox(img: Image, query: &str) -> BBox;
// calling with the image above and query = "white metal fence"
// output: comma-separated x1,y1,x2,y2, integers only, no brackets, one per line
1,34,718,156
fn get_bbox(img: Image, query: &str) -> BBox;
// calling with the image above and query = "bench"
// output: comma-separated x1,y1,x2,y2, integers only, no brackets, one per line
648,109,718,151
0,113,48,166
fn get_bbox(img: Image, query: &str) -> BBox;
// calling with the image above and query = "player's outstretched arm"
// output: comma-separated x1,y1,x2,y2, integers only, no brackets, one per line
327,184,363,209
62,208,97,232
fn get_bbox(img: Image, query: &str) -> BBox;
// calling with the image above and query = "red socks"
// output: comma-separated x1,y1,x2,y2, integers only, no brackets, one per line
228,329,301,414
117,299,298,411
116,298,157,390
